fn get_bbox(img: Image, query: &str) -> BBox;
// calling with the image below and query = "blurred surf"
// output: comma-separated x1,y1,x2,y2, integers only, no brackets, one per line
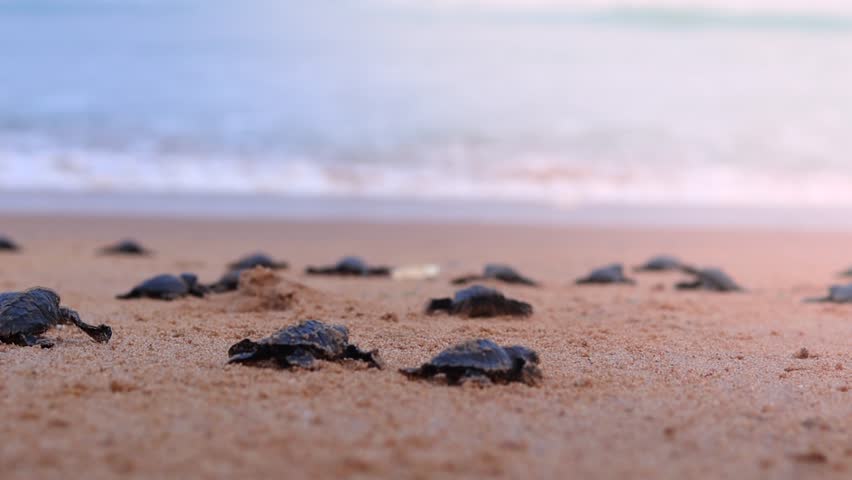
3,0,852,208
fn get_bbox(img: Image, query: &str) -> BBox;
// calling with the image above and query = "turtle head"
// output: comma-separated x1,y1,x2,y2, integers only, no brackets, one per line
179,273,199,288
180,273,208,297
504,345,539,366
504,345,542,386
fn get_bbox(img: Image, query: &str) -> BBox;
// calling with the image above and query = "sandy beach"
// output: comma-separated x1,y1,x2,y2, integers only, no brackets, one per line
0,214,849,479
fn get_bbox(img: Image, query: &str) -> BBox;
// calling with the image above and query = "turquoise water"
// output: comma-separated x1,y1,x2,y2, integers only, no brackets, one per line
3,1,852,208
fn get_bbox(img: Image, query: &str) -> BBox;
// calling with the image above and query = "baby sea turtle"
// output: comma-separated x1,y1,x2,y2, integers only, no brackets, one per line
227,319,383,369
100,239,151,256
207,269,244,293
0,288,112,347
305,256,391,277
426,285,533,318
228,253,288,271
400,339,541,386
804,284,852,303
452,263,538,286
116,273,207,300
676,267,742,292
576,264,635,285
634,255,684,272
0,236,20,251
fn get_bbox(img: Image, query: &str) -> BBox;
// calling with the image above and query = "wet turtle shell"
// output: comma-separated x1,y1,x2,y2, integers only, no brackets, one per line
116,273,207,300
452,263,538,286
228,253,288,271
576,264,635,285
400,338,541,385
0,236,20,251
676,267,742,292
634,255,684,272
306,256,391,277
426,285,533,318
227,319,383,369
0,287,112,347
100,239,151,256
805,284,852,303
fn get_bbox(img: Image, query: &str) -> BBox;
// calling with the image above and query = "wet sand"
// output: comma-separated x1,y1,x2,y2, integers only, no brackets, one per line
0,215,849,479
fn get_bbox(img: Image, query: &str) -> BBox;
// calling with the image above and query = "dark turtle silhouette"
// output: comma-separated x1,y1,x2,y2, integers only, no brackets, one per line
0,236,19,252
576,264,635,285
99,239,151,256
207,269,245,293
306,256,391,277
676,267,742,292
227,319,383,369
400,339,541,386
634,255,684,272
804,284,852,303
0,288,112,348
452,263,538,286
228,253,288,271
426,285,533,318
840,267,852,277
116,273,207,300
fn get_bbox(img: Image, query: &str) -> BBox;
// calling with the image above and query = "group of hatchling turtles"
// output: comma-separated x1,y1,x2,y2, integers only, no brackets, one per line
2,235,852,386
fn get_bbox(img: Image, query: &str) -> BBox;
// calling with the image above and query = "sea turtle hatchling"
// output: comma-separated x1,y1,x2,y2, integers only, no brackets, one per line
116,273,207,300
227,319,384,369
452,263,538,286
426,285,533,318
228,253,288,271
0,236,20,251
0,288,112,347
634,255,685,272
576,264,635,285
400,338,542,386
306,256,391,277
804,284,852,303
676,267,743,292
207,269,245,293
99,239,151,256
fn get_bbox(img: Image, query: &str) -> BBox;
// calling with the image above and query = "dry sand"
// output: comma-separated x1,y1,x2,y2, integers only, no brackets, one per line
0,215,849,479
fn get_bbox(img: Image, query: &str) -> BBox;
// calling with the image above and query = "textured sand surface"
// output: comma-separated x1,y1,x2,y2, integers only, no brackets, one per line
0,216,849,479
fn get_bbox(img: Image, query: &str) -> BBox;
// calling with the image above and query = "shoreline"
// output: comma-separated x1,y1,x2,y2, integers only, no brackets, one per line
6,190,852,230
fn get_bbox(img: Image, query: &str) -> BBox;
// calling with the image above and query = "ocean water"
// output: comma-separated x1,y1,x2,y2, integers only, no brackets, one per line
4,0,852,209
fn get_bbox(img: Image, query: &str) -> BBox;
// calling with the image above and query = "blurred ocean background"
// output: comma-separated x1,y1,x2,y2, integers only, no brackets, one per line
3,0,852,211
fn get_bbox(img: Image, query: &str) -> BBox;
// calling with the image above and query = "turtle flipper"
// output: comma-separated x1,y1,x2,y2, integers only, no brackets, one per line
284,348,316,369
6,333,54,348
366,267,391,277
503,299,534,317
675,280,702,290
344,345,384,369
59,307,111,343
458,372,493,387
451,275,482,285
116,289,140,300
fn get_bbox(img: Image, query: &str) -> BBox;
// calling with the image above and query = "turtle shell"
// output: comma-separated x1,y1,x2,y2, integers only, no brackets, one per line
578,264,631,283
697,268,741,291
0,288,62,337
135,274,190,295
257,320,350,358
336,256,369,274
453,285,499,303
636,255,682,271
229,253,287,271
827,284,852,302
427,339,514,373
